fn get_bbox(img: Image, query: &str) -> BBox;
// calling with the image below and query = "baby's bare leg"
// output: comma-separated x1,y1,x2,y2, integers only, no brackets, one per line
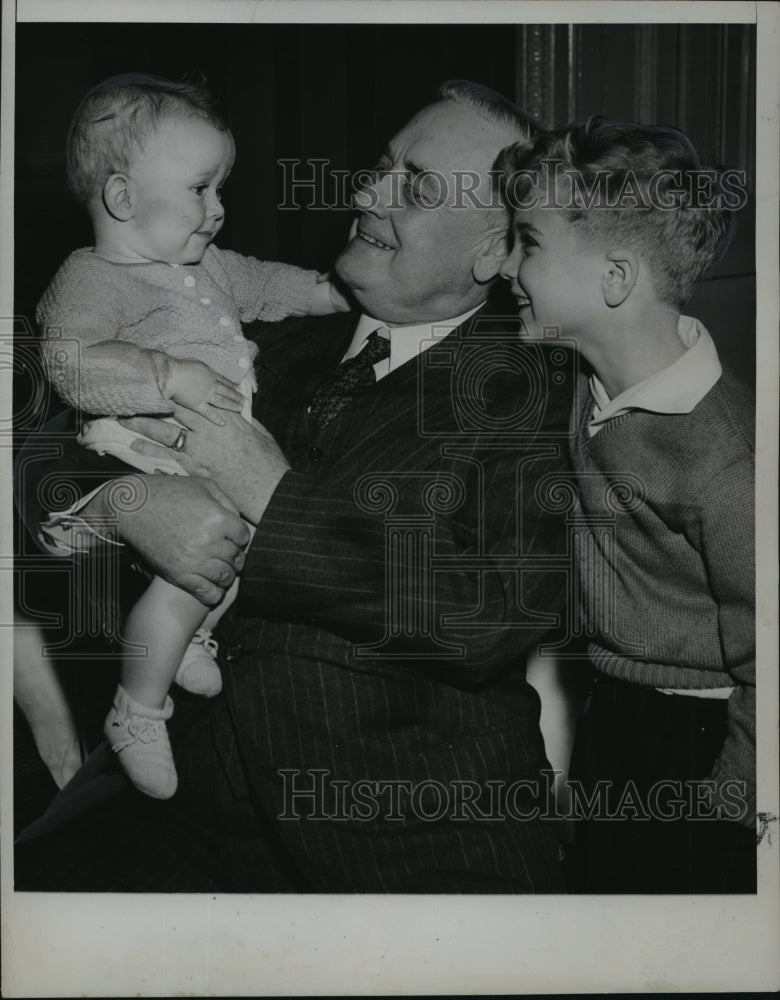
122,577,209,708
105,579,212,799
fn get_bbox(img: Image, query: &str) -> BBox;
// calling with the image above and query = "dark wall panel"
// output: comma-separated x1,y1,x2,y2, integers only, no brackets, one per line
15,21,755,386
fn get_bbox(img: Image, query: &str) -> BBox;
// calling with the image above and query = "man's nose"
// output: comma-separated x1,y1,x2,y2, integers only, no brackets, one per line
352,170,399,217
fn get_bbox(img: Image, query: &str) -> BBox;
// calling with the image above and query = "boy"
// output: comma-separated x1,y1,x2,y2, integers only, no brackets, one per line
498,120,755,892
37,73,346,799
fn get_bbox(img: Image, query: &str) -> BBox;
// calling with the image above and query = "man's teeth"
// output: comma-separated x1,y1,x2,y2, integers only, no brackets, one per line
358,231,393,250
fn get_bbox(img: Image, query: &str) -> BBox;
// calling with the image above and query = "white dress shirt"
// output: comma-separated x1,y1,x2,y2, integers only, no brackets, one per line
344,304,484,380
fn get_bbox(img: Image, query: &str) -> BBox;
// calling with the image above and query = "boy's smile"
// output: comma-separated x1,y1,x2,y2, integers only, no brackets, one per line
499,206,606,340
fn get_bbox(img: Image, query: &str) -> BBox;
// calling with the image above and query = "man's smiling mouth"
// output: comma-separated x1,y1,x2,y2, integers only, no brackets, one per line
356,228,394,251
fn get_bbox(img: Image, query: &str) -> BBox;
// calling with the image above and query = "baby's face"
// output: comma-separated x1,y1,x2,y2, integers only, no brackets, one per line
126,116,235,265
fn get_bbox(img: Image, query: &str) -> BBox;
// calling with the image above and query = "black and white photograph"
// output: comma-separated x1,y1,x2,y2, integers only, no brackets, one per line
2,0,778,995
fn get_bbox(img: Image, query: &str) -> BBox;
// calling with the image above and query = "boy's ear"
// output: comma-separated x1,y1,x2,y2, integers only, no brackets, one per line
472,227,511,283
102,173,134,221
602,248,639,306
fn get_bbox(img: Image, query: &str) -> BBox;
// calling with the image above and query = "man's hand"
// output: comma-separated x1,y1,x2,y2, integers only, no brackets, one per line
119,410,291,524
165,358,246,424
84,475,250,605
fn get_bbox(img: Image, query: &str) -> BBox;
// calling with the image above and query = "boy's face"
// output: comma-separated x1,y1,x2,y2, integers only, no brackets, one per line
126,117,235,265
499,205,606,339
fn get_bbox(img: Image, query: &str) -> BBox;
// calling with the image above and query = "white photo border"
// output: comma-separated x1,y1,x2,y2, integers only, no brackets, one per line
1,1,777,996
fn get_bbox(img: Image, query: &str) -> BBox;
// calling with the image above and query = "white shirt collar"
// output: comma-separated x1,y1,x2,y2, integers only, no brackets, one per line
344,303,484,379
588,315,722,436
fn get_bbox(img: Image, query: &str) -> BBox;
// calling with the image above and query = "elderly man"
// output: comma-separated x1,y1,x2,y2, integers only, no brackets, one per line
19,81,572,892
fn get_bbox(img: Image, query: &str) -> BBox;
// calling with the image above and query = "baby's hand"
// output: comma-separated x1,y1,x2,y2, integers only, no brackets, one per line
165,359,245,425
311,272,352,315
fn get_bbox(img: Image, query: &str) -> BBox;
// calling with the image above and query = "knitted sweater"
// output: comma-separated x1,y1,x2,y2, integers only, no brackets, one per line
37,246,317,416
570,367,755,818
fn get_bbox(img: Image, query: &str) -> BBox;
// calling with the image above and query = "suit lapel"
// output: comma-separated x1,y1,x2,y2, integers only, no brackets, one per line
255,312,356,384
252,312,357,450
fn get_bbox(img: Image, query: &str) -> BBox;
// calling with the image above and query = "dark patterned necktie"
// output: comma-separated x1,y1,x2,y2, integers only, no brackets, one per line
309,329,391,428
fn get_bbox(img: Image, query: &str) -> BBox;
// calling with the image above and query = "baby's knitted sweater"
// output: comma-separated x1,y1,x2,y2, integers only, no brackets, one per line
37,246,317,416
570,367,755,818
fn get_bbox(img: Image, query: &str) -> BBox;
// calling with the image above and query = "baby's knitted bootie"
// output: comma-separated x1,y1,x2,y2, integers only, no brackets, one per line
104,685,177,799
174,628,222,698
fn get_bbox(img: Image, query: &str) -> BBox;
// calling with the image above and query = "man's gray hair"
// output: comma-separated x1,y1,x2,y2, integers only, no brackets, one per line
436,79,543,145
435,80,544,229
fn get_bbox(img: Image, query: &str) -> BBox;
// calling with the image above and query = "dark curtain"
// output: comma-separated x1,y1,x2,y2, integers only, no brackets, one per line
15,21,755,389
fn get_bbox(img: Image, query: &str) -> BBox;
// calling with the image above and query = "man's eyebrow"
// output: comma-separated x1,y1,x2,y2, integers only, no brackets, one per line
404,157,430,177
377,146,430,177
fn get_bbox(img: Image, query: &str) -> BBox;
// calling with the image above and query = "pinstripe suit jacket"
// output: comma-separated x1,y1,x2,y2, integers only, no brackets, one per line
183,308,575,892
19,307,574,891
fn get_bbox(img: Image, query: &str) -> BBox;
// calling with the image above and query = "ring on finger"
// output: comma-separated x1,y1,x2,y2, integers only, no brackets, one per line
172,428,187,452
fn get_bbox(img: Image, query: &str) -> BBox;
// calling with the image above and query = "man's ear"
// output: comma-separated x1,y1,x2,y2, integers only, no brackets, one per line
472,227,510,283
602,248,639,307
102,173,134,221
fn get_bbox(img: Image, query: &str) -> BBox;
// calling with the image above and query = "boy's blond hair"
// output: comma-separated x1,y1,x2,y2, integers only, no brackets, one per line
499,119,738,308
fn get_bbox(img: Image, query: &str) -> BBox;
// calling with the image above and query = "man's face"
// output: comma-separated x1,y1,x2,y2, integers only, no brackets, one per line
335,101,520,324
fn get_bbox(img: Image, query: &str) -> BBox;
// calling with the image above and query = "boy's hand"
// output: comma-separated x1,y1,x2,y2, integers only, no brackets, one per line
311,272,352,315
165,358,245,425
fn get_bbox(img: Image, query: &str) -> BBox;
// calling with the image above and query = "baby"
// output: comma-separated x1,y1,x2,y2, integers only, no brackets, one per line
498,121,755,892
37,73,346,799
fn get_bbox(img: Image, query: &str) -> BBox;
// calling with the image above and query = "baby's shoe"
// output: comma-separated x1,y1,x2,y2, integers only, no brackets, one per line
174,628,222,697
104,684,177,800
